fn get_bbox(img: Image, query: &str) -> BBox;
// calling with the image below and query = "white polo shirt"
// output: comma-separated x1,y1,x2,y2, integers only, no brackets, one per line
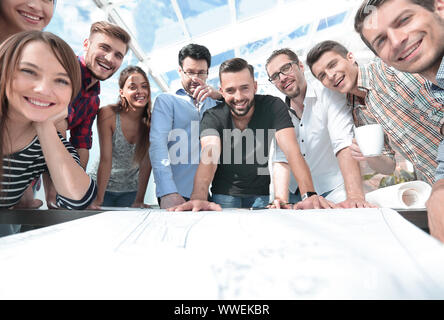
271,80,354,198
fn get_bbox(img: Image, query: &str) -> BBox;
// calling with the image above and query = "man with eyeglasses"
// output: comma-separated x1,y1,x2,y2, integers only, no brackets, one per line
265,48,370,208
149,43,222,209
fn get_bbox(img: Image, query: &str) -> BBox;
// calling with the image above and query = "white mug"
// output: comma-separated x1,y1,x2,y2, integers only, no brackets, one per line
354,124,384,157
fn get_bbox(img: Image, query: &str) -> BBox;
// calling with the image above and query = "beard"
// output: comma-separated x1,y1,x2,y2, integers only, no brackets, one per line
85,61,114,81
287,87,301,99
228,99,255,117
183,80,201,96
282,80,302,99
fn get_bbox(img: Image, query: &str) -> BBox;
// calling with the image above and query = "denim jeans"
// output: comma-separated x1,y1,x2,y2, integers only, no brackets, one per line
211,194,270,209
103,191,138,207
289,188,333,204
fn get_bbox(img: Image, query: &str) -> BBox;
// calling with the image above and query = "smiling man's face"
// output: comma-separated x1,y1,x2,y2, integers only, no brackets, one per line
311,50,359,94
266,54,306,100
83,32,127,81
361,0,444,76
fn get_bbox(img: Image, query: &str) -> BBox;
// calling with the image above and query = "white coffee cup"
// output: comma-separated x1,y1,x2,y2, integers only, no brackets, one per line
354,124,384,157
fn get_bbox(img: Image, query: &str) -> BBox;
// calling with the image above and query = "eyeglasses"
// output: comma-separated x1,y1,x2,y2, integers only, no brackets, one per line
268,61,298,83
182,70,209,79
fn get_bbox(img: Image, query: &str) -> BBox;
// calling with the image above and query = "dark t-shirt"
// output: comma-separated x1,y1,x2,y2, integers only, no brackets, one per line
200,94,293,196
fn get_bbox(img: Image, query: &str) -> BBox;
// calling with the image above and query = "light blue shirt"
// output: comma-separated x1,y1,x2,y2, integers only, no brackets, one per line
432,56,444,92
430,56,444,100
149,88,218,198
436,140,444,181
431,57,444,182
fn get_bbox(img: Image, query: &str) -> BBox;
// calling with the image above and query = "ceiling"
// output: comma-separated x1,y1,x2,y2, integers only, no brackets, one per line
47,0,374,102
42,0,375,201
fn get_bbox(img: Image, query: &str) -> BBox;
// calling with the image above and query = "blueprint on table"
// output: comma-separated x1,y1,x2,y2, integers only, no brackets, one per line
1,208,444,299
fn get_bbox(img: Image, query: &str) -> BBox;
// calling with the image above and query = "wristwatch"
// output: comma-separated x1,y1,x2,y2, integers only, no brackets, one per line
301,191,317,201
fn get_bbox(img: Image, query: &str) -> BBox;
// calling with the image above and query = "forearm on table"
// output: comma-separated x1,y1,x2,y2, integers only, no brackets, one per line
427,179,444,241
190,163,216,200
273,162,290,202
431,179,444,196
275,128,315,194
36,124,91,200
287,156,315,195
337,147,365,199
190,136,220,200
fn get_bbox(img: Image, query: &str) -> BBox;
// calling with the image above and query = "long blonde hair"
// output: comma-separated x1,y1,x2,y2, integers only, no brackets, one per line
0,31,81,180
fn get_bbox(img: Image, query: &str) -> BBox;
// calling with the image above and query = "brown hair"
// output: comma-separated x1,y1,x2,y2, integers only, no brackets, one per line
112,66,151,165
354,0,436,53
0,30,81,180
90,21,131,51
219,58,254,80
306,40,349,74
265,48,300,71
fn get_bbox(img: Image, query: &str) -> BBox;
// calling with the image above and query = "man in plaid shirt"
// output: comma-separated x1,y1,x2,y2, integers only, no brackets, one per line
307,41,442,186
46,21,130,209
353,0,444,241
66,21,131,169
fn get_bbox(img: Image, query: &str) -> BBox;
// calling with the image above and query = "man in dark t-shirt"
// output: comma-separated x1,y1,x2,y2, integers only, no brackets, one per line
200,94,291,203
169,58,334,211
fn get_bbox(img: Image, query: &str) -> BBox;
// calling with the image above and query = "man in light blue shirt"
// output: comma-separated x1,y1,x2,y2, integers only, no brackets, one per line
149,44,221,209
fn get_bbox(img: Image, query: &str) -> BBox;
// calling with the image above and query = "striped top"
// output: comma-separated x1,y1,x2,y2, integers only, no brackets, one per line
1,133,97,209
348,59,444,185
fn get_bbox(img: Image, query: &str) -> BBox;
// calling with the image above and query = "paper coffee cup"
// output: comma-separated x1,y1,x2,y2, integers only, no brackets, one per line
354,124,384,157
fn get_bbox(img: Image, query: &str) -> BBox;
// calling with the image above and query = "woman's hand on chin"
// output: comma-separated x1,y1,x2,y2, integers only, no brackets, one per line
32,107,68,131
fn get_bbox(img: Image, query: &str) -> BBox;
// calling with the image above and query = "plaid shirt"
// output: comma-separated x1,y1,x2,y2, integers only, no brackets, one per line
348,59,444,185
347,93,396,160
67,56,101,150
